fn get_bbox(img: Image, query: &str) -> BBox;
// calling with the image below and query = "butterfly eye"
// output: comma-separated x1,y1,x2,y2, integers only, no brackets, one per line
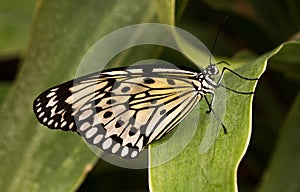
209,66,219,75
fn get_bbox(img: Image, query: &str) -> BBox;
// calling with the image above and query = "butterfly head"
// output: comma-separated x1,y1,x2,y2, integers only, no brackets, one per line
205,64,219,76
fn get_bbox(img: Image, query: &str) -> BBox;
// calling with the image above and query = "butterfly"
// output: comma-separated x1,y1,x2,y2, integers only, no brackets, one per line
33,62,257,159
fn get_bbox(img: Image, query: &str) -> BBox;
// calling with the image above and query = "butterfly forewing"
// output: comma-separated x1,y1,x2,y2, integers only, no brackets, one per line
34,82,77,131
33,64,203,158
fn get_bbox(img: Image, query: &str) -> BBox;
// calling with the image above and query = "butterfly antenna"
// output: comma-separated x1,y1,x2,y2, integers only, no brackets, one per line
209,16,229,65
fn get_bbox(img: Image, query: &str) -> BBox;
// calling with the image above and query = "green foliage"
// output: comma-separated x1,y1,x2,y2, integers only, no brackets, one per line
0,0,36,54
0,0,171,191
0,0,299,191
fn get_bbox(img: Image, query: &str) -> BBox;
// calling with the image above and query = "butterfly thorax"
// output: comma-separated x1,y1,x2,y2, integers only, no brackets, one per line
195,64,219,95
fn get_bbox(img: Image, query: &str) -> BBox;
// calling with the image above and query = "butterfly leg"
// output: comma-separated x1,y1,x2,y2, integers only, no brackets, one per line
215,61,258,83
215,63,258,94
204,95,227,134
205,93,215,113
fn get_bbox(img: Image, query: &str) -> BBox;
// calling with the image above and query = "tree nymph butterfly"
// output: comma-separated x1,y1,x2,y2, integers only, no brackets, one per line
33,61,258,159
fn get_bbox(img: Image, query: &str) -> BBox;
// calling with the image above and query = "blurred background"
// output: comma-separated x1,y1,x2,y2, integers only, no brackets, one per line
1,0,299,191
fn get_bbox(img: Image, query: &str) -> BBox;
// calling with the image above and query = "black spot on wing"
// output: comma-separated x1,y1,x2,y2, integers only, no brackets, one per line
106,99,116,105
143,78,155,84
103,111,113,118
121,86,130,93
167,79,175,85
115,120,124,128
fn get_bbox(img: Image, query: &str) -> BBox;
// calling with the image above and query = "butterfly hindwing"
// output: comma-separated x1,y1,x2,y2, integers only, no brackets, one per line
33,64,202,158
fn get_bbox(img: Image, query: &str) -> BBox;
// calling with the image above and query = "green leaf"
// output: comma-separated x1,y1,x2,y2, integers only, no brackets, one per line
270,40,300,82
154,0,175,25
0,0,173,191
149,40,300,191
258,92,300,192
0,82,11,106
0,0,36,53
